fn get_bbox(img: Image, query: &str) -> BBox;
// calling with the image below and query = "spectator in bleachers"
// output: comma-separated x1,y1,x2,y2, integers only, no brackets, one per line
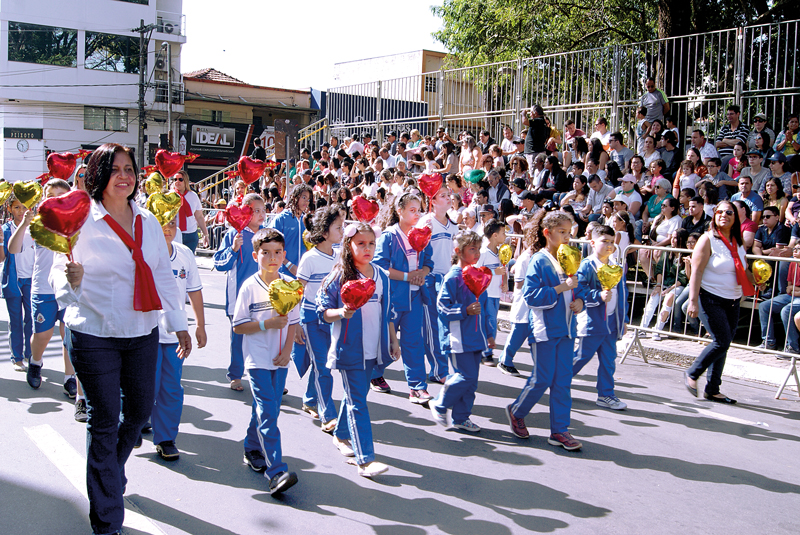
732,199,757,251
609,132,633,172
639,136,660,169
590,117,611,151
640,77,670,124
730,174,763,224
682,196,711,235
747,113,776,153
659,131,683,180
715,104,750,170
500,125,517,157
757,242,800,353
581,174,615,223
562,118,586,169
522,104,550,171
486,168,510,209
767,152,793,197
690,129,718,163
773,114,799,156
754,131,775,161
639,197,681,280
587,137,610,171
478,130,496,154
762,177,788,223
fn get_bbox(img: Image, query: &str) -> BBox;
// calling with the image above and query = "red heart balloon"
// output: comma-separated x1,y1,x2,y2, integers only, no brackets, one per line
226,204,253,232
408,226,431,252
46,152,78,180
341,278,377,310
463,265,492,298
36,172,52,186
155,150,185,178
141,165,158,175
238,156,268,185
352,196,380,222
418,173,443,199
38,189,91,238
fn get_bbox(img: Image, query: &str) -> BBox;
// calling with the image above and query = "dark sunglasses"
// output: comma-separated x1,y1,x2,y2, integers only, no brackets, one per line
175,177,184,182
715,209,734,216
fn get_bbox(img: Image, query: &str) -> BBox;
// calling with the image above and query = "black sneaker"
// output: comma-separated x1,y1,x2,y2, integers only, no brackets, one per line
498,363,521,377
481,356,497,367
26,362,42,389
63,377,77,398
74,399,88,422
268,471,298,495
133,433,143,449
156,441,180,461
244,450,267,472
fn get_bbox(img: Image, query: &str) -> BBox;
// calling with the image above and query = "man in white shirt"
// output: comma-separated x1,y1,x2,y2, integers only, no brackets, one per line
691,129,718,162
500,125,517,156
590,117,611,151
583,157,607,182
486,169,510,209
379,147,396,169
346,134,364,157
582,174,615,221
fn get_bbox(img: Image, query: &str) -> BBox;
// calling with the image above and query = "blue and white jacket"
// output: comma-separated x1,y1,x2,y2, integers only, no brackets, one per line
437,266,489,354
524,250,586,342
374,224,434,312
1,222,21,298
575,255,628,339
213,226,260,316
267,209,306,271
316,263,392,370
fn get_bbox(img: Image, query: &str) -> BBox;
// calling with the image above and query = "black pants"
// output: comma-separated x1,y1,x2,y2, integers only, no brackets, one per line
687,289,740,396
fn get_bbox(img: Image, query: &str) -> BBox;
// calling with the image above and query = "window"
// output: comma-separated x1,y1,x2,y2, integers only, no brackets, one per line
200,109,231,123
84,107,129,132
7,22,78,67
85,32,143,74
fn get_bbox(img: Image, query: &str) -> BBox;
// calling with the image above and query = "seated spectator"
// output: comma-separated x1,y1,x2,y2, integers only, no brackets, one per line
730,174,763,224
694,157,736,200
639,135,660,168
672,159,699,198
584,157,607,182
487,168,510,209
509,178,527,208
581,174,615,222
609,132,634,172
757,243,800,352
659,131,683,180
508,154,529,182
767,152,793,198
690,129,718,162
641,178,674,235
773,114,799,156
559,174,589,214
462,207,480,233
681,196,711,235
586,137,610,171
639,197,681,280
727,141,747,179
762,176,788,223
642,159,667,198
743,150,770,194
754,131,775,161
677,187,692,216
747,113,776,153
732,199,757,252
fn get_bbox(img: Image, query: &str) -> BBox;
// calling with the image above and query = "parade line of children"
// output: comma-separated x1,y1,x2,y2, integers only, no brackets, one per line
6,188,629,497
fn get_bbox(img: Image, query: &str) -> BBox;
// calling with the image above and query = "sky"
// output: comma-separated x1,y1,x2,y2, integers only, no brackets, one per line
180,0,447,91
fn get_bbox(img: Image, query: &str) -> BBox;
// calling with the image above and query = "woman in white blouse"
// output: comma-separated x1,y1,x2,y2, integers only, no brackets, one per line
52,143,190,535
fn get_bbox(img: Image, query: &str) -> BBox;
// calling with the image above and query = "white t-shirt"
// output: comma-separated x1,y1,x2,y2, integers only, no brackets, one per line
178,190,202,233
396,226,420,291
655,215,682,243
233,273,301,370
418,214,457,276
509,249,532,323
390,183,403,197
11,223,35,279
296,247,338,322
347,141,365,156
477,247,502,298
159,242,202,344
359,270,383,360
31,245,55,296
590,130,611,150
501,138,516,154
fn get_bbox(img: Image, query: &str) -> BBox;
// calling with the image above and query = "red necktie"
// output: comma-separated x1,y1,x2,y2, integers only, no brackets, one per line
102,214,163,312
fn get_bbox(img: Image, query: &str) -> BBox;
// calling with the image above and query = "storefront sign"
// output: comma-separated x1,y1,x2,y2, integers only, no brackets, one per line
4,128,43,140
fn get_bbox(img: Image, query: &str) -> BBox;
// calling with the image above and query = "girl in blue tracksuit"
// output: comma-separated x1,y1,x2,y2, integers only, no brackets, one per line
506,210,587,451
317,221,401,478
292,204,344,433
2,194,35,371
372,192,434,404
213,193,266,390
418,185,457,383
268,184,312,278
574,224,629,410
430,230,488,432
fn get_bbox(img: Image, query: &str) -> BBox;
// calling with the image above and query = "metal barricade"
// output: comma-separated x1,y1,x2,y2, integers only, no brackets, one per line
619,242,799,399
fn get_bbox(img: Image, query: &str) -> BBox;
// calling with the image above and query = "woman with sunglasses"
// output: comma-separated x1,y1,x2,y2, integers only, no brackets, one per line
172,170,210,253
685,201,756,404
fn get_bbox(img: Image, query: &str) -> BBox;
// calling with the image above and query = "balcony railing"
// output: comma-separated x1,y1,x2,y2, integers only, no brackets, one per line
154,81,184,105
156,11,186,37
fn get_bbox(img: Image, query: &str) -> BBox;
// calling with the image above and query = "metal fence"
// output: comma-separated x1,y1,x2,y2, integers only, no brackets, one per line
318,19,799,151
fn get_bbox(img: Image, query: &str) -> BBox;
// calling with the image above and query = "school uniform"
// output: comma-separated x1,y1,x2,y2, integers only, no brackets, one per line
418,213,458,380
573,255,628,397
267,209,307,278
152,243,202,445
433,266,489,424
3,221,35,363
233,272,300,479
372,224,434,390
292,246,339,423
509,251,585,434
500,249,533,367
214,226,260,382
316,264,392,465
31,244,65,334
476,246,502,358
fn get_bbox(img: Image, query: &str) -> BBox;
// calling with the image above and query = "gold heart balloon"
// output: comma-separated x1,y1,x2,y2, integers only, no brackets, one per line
557,244,582,277
499,243,513,266
146,192,182,227
303,230,314,251
145,172,164,196
752,259,773,285
0,182,12,206
30,214,79,254
13,180,43,209
268,279,304,316
597,264,623,291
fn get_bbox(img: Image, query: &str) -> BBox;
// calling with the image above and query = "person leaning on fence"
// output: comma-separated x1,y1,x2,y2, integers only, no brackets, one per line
685,200,757,405
757,243,800,355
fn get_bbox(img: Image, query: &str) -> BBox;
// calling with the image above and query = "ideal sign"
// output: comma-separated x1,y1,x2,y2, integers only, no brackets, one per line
191,125,236,152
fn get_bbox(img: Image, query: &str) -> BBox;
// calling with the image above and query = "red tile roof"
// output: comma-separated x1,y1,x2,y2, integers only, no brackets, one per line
182,68,245,84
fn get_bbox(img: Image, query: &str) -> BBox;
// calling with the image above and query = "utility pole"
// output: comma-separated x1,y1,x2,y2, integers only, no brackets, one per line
133,19,156,169
167,41,173,150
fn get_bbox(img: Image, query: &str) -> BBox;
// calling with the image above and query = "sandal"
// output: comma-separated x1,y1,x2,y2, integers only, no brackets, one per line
230,379,244,391
321,419,337,434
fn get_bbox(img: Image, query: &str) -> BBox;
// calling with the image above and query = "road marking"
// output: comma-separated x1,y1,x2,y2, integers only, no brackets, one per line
24,424,166,535
665,403,759,426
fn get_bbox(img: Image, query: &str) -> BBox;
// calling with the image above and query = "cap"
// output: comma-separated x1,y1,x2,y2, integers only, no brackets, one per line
518,190,535,201
746,149,764,157
612,194,629,206
387,130,398,138
767,152,787,163
512,137,524,143
437,126,446,132
216,199,227,206
754,112,767,121
512,178,527,189
620,174,637,182
362,132,372,138
479,203,497,215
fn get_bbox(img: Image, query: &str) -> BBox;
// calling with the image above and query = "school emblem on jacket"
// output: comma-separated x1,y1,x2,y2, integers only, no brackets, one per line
36,313,45,324
173,268,187,280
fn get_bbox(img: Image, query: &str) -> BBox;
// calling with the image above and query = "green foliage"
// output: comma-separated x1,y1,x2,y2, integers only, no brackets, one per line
7,22,78,67
85,32,142,74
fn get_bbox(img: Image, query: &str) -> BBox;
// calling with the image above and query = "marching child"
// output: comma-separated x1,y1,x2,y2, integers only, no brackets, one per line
573,224,628,411
268,183,312,278
317,222,401,477
232,228,300,495
498,224,534,377
152,216,207,460
476,219,507,366
1,193,35,372
429,230,488,432
372,192,434,403
506,210,586,450
418,185,458,383
214,193,267,391
7,180,73,393
292,204,344,433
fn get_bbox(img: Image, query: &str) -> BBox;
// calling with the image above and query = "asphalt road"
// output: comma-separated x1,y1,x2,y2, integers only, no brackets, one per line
2,261,799,535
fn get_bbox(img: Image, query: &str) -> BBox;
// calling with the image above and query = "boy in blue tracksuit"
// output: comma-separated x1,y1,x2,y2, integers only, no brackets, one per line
430,230,488,432
2,194,35,371
214,193,266,389
573,225,629,410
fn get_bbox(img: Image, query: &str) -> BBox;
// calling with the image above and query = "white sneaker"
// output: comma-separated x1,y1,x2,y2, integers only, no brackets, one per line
332,436,355,457
430,403,450,427
453,418,481,432
651,332,662,341
596,395,627,410
358,461,389,478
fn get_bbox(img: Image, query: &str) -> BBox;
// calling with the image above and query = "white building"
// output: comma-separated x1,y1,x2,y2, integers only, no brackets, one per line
0,0,186,182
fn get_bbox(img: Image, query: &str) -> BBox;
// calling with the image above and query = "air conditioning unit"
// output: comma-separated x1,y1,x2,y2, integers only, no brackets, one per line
155,57,167,72
157,17,175,34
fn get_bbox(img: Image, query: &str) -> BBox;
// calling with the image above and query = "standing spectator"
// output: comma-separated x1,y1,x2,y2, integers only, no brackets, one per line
635,107,651,154
172,170,210,252
747,113,776,153
691,129,719,162
251,137,267,161
522,105,550,172
715,104,750,169
609,132,634,172
774,114,799,156
640,77,670,123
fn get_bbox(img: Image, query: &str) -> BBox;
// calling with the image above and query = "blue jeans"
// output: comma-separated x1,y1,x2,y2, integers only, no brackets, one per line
182,230,199,253
152,343,184,445
687,290,740,396
672,286,699,332
433,350,481,424
245,367,289,479
758,293,800,350
6,277,33,362
335,359,376,465
66,327,159,535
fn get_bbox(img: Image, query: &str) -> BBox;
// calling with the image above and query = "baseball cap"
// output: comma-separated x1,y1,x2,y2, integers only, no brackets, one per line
611,194,629,206
479,203,496,215
512,178,527,189
754,112,767,121
387,130,398,138
620,174,637,183
518,190,535,201
512,137,524,143
746,149,763,157
767,152,787,163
